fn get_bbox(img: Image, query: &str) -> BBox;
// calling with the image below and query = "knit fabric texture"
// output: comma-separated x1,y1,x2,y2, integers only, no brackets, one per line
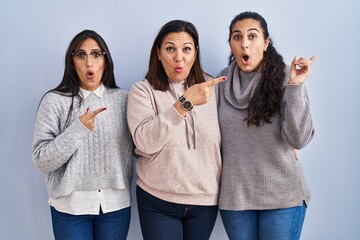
127,77,222,206
218,62,314,211
32,88,133,199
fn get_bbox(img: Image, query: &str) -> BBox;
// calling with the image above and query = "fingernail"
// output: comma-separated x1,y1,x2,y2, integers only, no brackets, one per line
86,107,89,112
103,108,107,110
222,76,227,80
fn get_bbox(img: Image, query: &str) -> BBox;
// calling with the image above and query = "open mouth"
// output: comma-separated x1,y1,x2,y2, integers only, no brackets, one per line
87,71,94,78
242,55,249,64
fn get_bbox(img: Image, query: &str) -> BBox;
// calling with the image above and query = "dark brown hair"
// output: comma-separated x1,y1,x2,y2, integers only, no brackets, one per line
229,12,286,127
44,30,118,129
146,20,206,91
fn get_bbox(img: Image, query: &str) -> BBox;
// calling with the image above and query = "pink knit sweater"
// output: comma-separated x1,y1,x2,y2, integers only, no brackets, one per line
127,77,221,205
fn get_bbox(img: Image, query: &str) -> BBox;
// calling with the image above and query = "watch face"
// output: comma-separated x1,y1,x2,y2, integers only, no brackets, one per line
182,100,193,110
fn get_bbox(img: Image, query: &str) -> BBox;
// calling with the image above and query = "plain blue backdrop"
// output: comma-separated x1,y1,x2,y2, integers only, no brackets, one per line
1,0,359,239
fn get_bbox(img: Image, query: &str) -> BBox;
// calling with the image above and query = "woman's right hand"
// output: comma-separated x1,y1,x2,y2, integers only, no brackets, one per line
183,76,226,106
79,107,107,131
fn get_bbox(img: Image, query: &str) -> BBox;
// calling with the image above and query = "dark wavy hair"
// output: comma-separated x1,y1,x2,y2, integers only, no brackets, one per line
146,20,206,91
44,29,118,128
228,12,286,127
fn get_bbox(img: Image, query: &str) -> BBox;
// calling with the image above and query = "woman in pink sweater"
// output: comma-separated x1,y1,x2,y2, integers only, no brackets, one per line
127,20,225,240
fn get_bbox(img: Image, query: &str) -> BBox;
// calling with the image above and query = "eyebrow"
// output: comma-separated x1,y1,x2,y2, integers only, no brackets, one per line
232,28,260,34
77,48,101,52
164,41,193,46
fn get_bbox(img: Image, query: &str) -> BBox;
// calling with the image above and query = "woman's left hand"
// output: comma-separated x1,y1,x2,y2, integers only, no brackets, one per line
288,56,316,85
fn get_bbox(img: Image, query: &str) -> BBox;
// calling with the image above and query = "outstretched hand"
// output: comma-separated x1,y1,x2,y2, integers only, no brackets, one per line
183,76,227,106
80,107,107,131
288,56,316,85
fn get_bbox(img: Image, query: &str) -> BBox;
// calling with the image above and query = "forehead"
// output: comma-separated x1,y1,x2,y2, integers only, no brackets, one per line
77,38,101,50
232,18,263,33
162,31,194,45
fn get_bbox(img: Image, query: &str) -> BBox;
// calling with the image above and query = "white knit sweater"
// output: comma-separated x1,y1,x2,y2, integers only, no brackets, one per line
32,88,133,199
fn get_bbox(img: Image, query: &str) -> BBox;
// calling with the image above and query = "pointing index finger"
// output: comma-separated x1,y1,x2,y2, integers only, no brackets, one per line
205,76,227,87
91,107,107,117
309,56,316,63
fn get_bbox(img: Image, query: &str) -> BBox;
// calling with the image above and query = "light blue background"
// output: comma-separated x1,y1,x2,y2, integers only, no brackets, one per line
1,0,359,239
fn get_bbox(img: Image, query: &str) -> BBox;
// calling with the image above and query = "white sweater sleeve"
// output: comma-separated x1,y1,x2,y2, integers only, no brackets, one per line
32,93,90,173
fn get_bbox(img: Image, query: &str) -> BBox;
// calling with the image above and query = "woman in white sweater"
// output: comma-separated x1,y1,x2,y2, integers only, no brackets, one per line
127,20,225,240
32,30,133,240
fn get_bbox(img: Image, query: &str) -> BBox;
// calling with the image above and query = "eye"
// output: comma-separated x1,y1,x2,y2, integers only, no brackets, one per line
183,47,191,52
76,52,86,59
232,34,241,40
249,33,257,39
166,47,174,52
91,51,102,58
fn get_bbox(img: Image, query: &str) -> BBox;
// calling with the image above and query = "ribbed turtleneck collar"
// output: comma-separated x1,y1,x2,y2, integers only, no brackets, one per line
223,61,262,109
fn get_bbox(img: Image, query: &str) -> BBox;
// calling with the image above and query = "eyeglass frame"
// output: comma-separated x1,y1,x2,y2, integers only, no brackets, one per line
71,50,106,63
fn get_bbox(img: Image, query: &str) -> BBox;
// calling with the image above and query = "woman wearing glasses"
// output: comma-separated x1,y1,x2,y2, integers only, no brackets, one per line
32,30,133,240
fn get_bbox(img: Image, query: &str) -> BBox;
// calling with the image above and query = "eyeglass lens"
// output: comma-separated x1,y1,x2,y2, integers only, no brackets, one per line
73,51,105,63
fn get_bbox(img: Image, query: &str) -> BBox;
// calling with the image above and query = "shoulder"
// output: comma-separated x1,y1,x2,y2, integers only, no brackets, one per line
104,88,129,108
129,79,153,95
39,91,72,108
36,92,72,119
203,73,214,82
107,87,129,97
218,66,230,77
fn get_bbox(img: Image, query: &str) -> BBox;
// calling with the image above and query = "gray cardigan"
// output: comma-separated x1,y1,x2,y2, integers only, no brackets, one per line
32,88,133,199
218,61,314,211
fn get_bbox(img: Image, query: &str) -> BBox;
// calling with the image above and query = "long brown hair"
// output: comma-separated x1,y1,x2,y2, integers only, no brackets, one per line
146,20,206,91
229,12,286,127
42,30,118,129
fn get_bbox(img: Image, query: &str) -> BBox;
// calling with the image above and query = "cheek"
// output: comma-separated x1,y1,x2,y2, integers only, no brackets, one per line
97,62,106,72
256,49,265,59
74,66,84,77
187,52,197,63
160,61,171,73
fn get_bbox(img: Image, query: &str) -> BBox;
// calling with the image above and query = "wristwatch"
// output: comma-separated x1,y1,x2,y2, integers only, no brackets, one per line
179,95,193,111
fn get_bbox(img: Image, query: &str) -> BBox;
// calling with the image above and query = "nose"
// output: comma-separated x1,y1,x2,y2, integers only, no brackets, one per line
175,50,183,63
85,55,93,67
241,39,249,49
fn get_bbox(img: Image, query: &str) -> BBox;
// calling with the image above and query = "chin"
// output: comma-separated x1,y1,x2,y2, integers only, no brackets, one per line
240,64,258,73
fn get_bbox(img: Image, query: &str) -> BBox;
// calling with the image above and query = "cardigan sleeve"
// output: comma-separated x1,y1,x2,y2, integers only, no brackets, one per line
32,93,91,173
280,83,315,149
127,81,184,155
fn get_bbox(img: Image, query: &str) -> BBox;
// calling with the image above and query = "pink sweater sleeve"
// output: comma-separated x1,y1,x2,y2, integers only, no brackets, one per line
127,80,184,154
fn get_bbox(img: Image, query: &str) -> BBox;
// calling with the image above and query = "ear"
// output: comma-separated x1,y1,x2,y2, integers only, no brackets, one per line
264,37,270,51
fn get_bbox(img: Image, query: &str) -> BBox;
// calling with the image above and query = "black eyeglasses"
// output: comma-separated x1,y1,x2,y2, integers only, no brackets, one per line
72,51,106,63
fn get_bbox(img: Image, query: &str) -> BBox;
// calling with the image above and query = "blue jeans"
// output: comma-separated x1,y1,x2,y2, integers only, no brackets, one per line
220,202,306,240
50,206,130,240
136,186,218,240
